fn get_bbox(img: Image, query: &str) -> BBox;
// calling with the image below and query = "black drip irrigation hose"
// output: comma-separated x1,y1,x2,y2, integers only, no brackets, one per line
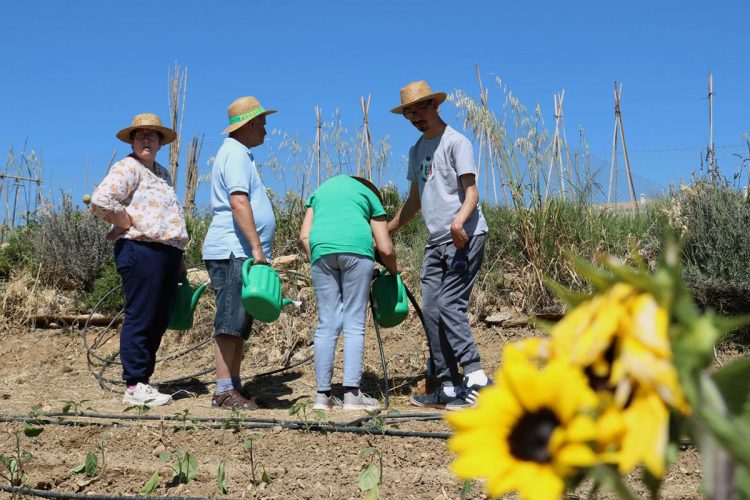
369,291,390,409
0,484,209,500
83,283,315,394
82,270,432,413
402,283,436,377
0,412,451,439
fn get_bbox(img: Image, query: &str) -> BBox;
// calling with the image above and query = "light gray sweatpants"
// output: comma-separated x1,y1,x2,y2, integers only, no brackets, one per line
420,233,486,387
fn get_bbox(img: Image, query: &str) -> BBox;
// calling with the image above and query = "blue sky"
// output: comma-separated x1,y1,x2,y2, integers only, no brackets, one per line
1,1,749,207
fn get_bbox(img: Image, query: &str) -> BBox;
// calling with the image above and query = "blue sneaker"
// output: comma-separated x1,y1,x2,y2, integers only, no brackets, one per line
410,387,461,410
446,377,493,411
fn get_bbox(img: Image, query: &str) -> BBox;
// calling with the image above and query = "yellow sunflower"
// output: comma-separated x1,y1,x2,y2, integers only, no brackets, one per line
595,389,670,477
550,283,689,414
446,353,598,500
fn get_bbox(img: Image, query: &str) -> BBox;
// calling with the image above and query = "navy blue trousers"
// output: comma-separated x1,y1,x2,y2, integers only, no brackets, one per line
115,239,182,385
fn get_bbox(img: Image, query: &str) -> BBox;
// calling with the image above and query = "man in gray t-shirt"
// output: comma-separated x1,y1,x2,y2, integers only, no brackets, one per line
388,80,490,411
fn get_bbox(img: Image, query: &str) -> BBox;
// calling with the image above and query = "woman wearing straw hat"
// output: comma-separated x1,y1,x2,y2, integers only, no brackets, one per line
90,113,188,407
202,96,276,410
387,81,491,411
299,175,399,411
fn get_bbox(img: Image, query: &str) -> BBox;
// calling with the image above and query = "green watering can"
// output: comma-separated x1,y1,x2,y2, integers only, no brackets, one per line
371,270,409,328
241,258,295,323
168,274,207,330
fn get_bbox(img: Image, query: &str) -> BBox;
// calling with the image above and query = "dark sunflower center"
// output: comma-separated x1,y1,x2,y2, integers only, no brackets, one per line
508,408,560,463
584,342,617,392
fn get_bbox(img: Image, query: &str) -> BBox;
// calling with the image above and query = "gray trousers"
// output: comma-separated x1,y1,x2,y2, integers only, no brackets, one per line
420,233,486,386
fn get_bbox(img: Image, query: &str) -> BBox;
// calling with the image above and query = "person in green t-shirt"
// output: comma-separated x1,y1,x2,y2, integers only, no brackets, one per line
299,175,399,411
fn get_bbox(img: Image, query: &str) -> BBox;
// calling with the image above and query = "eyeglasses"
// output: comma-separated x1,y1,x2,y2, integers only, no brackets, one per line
133,131,160,142
402,100,432,119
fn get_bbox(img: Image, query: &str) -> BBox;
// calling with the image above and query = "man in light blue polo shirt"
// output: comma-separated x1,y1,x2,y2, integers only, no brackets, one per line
202,96,277,410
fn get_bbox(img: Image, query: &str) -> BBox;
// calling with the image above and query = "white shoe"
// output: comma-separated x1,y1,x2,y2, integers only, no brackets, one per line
122,383,172,407
343,390,381,411
312,392,343,411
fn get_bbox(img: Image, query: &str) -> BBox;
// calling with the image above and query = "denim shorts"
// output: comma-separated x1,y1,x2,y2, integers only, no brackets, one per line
205,254,254,340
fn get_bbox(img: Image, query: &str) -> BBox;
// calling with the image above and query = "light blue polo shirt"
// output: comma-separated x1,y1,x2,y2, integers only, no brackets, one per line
202,138,275,260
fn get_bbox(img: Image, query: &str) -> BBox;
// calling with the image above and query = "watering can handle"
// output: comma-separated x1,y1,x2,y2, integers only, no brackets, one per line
241,257,255,284
192,283,208,310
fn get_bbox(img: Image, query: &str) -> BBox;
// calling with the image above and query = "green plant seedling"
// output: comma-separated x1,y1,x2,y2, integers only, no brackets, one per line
61,399,92,416
220,408,244,433
123,403,151,418
216,459,228,495
288,398,324,432
460,479,472,500
172,409,199,430
243,434,263,486
357,446,383,500
0,428,33,488
140,471,160,495
364,409,401,435
70,435,107,479
160,449,198,484
70,451,98,477
22,407,44,437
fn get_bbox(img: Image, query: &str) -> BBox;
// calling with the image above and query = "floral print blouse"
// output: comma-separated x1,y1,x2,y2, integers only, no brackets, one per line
90,155,189,250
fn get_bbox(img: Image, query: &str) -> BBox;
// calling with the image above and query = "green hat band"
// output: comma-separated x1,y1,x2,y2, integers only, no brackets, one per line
229,107,266,125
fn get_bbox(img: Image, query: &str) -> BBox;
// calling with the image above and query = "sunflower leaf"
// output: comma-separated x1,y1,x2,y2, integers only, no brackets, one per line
543,277,589,308
589,465,639,500
711,356,750,426
736,465,750,499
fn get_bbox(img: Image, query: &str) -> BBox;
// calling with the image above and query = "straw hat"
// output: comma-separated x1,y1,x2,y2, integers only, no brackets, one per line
351,176,383,204
116,113,176,145
222,96,277,135
390,80,447,114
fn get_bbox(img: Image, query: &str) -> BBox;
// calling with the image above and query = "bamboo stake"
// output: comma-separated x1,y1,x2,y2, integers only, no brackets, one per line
708,71,716,181
544,93,565,202
607,107,620,207
316,106,322,187
183,133,204,212
105,150,118,176
614,81,638,212
168,61,187,186
557,90,574,194
356,96,374,179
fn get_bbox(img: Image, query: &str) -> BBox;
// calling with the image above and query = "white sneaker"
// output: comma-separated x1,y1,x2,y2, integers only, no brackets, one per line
312,392,343,411
343,390,381,411
122,383,172,407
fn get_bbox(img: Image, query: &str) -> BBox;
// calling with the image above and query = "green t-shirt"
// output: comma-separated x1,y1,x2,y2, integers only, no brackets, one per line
305,175,386,264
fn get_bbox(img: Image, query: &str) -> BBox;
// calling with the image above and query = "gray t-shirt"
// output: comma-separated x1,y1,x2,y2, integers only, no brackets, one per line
407,125,488,246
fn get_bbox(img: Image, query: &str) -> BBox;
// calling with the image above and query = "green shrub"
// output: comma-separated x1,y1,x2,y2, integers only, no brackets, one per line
32,195,113,291
83,261,123,316
272,190,307,258
0,223,37,279
183,209,211,268
660,180,750,314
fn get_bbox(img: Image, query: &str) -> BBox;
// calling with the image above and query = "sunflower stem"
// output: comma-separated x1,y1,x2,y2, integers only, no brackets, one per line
589,465,638,500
